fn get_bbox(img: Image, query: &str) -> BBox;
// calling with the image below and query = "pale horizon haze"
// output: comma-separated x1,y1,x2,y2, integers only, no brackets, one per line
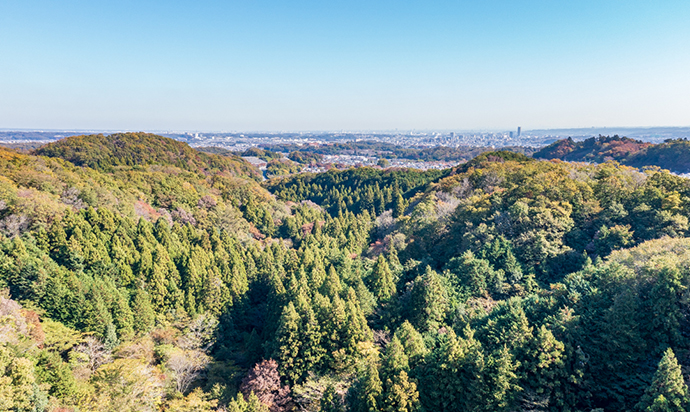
1,1,689,131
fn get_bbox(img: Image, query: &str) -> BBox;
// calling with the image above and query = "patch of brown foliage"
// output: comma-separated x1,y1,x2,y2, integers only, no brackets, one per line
241,359,293,412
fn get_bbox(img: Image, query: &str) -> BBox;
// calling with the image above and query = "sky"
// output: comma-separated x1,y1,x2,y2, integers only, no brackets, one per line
1,0,689,131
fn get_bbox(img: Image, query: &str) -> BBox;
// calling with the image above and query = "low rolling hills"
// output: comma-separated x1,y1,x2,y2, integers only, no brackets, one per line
534,135,690,173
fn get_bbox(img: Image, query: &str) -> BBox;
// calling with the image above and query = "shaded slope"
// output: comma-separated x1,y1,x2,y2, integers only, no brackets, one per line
626,139,690,173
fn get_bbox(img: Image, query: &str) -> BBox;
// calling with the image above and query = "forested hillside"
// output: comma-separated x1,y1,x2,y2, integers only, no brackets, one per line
1,136,690,411
34,132,260,179
534,135,690,173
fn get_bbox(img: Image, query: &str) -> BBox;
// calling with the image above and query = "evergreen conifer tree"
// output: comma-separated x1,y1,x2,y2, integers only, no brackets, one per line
111,289,134,340
371,255,396,302
103,322,120,350
409,267,449,332
357,361,383,412
486,345,520,412
637,348,689,412
294,292,325,381
130,288,155,334
322,265,342,298
393,188,406,218
381,371,419,412
273,302,302,383
520,325,565,410
382,336,409,377
380,336,420,412
321,384,344,412
394,321,428,369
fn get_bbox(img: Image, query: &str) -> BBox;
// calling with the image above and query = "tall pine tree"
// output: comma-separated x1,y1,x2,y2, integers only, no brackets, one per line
371,255,396,302
637,348,689,412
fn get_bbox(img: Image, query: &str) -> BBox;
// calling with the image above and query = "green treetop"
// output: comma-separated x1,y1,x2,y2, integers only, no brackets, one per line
637,348,689,412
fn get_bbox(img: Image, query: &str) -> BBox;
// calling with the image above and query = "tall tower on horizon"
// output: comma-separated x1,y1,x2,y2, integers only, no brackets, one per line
517,127,521,137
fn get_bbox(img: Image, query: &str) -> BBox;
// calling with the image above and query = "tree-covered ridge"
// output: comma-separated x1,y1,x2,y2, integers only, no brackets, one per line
2,140,690,411
533,135,651,162
266,159,303,178
625,138,690,173
240,147,283,162
450,149,535,174
0,146,26,162
34,132,260,179
534,135,690,173
397,155,689,279
0,142,273,242
287,151,323,165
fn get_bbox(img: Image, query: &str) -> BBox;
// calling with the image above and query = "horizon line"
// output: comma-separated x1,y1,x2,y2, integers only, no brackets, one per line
2,125,690,134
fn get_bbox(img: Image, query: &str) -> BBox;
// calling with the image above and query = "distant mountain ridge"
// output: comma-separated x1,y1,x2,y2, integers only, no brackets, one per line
33,132,260,179
533,135,690,173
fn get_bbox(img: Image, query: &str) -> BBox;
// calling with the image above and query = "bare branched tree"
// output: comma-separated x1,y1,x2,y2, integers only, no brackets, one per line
375,211,396,239
197,195,217,209
0,214,28,238
167,349,210,393
373,329,391,348
74,336,112,371
171,207,196,226
61,186,86,210
177,314,218,352
0,292,28,344
451,177,473,199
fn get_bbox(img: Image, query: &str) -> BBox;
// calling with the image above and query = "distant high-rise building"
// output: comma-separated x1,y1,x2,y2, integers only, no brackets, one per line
450,132,455,138
517,127,521,137
509,132,514,138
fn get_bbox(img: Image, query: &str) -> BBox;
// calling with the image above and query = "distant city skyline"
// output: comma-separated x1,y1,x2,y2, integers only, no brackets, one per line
1,1,689,130
3,126,689,147
2,126,689,136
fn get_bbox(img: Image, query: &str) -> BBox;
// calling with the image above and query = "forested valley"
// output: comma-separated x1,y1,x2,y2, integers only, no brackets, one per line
1,133,690,411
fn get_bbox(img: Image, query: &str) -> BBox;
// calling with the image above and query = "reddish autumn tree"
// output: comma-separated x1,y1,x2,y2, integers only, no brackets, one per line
240,359,292,412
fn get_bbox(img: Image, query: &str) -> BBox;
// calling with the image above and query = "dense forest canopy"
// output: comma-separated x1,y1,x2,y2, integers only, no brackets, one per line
534,135,690,173
1,134,690,411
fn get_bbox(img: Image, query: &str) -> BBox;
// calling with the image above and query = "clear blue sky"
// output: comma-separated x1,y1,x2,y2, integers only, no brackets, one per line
1,0,689,131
